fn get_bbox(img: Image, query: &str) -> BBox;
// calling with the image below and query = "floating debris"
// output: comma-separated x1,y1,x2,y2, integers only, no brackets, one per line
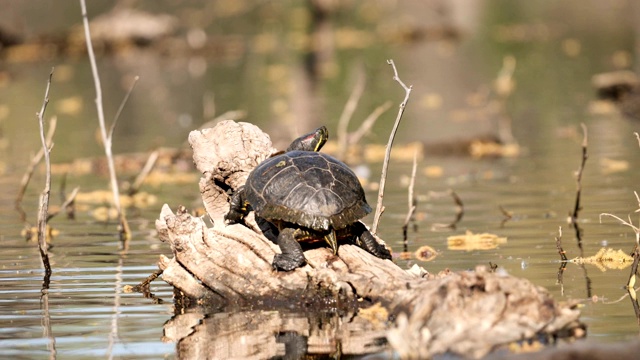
447,230,507,251
415,245,438,262
74,190,157,208
570,248,634,272
600,157,629,174
470,140,520,158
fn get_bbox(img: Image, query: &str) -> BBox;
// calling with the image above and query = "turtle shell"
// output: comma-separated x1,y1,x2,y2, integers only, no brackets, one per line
244,150,371,231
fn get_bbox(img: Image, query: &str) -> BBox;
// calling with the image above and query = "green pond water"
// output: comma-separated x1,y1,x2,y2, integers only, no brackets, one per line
1,1,640,358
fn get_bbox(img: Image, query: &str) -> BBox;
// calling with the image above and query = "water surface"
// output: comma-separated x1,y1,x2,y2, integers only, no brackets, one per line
1,0,640,358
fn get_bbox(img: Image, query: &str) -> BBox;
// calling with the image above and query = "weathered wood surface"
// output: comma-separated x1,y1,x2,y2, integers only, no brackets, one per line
157,120,585,358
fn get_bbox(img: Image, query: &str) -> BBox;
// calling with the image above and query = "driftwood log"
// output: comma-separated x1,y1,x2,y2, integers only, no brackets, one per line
156,120,585,358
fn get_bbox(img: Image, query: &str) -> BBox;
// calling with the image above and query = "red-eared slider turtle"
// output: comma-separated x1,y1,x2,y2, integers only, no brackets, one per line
225,126,392,271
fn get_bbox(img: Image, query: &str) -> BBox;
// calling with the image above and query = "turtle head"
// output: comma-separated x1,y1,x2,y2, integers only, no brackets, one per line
286,126,328,152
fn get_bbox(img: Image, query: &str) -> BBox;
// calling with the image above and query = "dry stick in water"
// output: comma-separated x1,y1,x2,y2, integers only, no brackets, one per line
372,59,412,234
401,150,418,252
349,101,393,147
81,1,139,242
336,68,366,161
15,116,57,223
571,123,588,221
58,174,79,219
430,189,464,230
570,123,588,252
555,226,568,295
36,69,54,278
600,207,640,294
129,150,159,195
48,186,80,221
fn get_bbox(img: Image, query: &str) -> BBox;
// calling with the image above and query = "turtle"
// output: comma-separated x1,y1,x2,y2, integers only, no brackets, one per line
225,126,392,271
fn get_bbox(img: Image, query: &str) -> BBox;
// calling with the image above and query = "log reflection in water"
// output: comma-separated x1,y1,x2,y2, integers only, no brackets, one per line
163,307,388,359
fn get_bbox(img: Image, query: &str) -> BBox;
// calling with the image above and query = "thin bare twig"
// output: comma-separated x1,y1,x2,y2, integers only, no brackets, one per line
109,76,139,140
36,69,54,278
555,226,567,295
15,116,57,223
336,68,366,161
132,269,164,292
47,186,80,221
80,0,130,242
59,174,78,220
401,150,418,252
372,59,413,234
349,101,393,146
129,150,159,195
570,123,588,224
569,123,588,255
600,212,640,289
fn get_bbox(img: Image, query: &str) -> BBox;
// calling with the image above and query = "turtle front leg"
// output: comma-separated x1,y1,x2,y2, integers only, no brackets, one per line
273,227,306,271
352,221,392,260
225,186,249,224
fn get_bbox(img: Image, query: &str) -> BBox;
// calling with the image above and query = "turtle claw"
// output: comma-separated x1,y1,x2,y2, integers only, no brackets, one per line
273,253,306,271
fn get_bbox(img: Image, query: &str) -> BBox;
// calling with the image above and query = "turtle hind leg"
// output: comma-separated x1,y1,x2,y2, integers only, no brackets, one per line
225,186,248,224
273,227,306,271
352,221,392,260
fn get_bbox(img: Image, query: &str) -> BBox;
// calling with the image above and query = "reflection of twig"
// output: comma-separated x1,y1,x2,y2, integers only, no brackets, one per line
430,190,464,230
80,0,131,244
15,116,57,224
401,151,418,252
499,205,513,228
41,286,57,359
337,67,365,161
107,254,124,359
36,69,54,278
570,123,588,253
372,59,412,234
